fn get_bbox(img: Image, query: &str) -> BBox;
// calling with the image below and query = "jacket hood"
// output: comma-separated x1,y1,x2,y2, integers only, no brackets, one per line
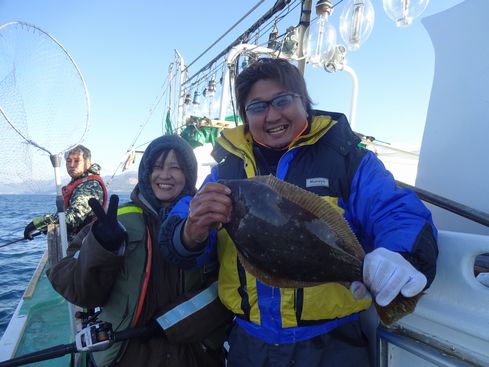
137,134,198,214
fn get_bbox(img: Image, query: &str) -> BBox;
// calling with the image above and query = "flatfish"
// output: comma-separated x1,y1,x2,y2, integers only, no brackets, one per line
220,175,422,325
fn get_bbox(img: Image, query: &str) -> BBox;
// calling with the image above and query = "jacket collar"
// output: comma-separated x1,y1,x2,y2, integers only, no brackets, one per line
215,114,337,159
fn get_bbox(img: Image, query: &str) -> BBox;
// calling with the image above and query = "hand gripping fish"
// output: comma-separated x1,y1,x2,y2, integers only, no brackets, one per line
219,175,422,325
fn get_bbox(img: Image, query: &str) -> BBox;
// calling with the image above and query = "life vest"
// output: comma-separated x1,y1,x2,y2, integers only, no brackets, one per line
62,175,108,210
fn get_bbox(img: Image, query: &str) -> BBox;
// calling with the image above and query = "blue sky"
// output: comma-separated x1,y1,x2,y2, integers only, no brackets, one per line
0,0,463,183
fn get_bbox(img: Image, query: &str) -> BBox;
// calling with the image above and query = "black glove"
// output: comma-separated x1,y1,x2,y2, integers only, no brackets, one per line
24,216,47,240
23,221,37,240
88,195,127,252
139,320,167,343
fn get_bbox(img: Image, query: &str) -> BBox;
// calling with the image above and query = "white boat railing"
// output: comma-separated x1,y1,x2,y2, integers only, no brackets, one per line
377,230,489,366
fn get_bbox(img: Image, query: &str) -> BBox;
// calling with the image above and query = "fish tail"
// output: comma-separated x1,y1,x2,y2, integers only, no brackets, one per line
375,293,424,325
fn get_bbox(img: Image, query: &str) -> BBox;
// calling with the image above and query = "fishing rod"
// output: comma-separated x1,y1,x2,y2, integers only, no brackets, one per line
0,320,160,367
0,232,42,249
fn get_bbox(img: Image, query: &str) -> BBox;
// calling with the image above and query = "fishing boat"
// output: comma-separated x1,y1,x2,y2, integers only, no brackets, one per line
1,0,488,366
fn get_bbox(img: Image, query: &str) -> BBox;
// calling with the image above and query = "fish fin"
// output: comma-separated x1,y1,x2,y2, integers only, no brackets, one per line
237,252,322,289
252,175,364,259
375,293,423,325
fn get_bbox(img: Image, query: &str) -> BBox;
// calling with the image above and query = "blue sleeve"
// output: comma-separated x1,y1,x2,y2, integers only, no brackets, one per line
341,151,437,254
159,168,220,268
169,195,192,218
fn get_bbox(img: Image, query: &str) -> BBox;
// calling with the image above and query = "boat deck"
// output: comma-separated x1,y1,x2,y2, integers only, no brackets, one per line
0,251,73,366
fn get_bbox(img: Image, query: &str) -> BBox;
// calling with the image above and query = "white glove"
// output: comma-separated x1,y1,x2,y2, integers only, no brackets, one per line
363,247,427,307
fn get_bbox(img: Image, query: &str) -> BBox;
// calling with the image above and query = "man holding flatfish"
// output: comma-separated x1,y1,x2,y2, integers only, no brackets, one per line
160,58,438,366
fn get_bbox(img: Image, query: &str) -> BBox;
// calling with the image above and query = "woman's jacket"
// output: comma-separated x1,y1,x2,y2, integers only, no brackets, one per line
48,186,233,366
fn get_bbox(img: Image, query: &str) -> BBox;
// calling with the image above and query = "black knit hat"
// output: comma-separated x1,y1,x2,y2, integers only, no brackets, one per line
138,134,197,211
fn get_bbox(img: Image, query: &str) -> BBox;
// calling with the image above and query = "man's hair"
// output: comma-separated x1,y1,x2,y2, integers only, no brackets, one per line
234,57,313,123
65,145,91,160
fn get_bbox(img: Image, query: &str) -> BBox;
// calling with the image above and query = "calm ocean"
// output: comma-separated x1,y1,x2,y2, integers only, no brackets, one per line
0,193,130,339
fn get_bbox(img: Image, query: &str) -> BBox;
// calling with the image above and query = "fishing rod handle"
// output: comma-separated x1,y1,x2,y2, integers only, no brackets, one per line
0,343,75,367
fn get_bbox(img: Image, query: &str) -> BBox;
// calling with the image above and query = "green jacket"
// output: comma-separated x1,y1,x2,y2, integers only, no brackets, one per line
48,196,232,367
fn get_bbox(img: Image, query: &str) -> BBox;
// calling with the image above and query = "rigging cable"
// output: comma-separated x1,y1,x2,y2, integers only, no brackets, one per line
182,0,296,87
110,0,309,184
182,0,300,94
106,66,173,185
183,0,267,73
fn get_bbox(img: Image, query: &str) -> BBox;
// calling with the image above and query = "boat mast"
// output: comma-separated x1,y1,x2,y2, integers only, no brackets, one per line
174,49,187,129
297,0,312,75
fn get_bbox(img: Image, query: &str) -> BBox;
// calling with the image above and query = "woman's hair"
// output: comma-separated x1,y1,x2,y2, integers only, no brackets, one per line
234,58,313,123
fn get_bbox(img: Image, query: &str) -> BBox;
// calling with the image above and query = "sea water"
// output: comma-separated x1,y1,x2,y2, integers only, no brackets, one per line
0,193,130,339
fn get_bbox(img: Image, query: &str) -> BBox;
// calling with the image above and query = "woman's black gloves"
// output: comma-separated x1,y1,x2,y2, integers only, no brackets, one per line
88,195,127,252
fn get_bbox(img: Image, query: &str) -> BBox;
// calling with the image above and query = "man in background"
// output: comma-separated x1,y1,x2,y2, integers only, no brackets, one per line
24,145,107,241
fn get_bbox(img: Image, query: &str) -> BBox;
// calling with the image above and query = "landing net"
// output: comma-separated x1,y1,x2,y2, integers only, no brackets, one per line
0,21,90,193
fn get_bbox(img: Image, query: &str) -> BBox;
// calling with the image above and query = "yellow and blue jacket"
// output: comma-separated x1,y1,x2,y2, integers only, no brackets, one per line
162,110,438,344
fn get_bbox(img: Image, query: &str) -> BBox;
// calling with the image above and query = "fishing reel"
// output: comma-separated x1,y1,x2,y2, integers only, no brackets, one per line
75,306,102,328
75,320,113,352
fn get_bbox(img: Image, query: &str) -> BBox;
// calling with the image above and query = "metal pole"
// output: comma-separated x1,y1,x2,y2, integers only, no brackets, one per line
49,154,77,358
175,49,187,128
397,181,489,228
342,64,358,130
50,154,68,256
297,0,313,75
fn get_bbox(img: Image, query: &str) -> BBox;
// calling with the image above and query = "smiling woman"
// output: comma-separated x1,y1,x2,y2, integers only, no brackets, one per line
47,133,233,366
150,150,187,207
138,136,198,211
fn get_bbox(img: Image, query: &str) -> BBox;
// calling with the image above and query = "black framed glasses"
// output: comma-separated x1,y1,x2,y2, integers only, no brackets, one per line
245,93,301,116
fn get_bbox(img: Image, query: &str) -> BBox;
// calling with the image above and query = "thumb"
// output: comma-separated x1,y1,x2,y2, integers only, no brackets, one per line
350,281,371,301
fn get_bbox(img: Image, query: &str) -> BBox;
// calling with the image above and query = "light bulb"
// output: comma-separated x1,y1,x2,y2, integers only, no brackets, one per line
184,93,191,105
304,1,337,68
383,0,429,27
339,0,375,51
191,90,202,117
210,83,222,119
192,90,200,106
207,80,216,98
268,20,279,50
204,80,216,118
183,93,192,123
